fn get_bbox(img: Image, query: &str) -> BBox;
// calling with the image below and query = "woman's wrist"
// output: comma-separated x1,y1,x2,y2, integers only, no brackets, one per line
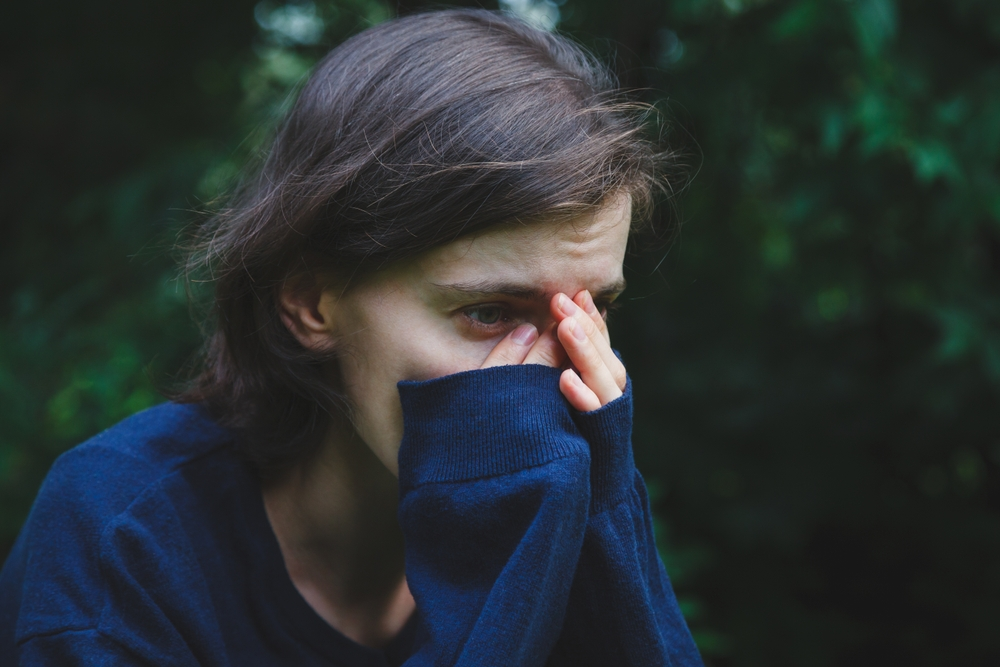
572,376,636,514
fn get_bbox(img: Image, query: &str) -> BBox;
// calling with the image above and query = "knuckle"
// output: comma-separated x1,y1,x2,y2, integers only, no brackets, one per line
527,348,558,367
579,312,599,336
539,348,562,367
495,354,516,366
487,346,517,367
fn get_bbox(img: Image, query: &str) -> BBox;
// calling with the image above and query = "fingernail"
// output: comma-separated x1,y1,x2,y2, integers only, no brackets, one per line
570,318,586,341
581,290,598,315
511,324,538,346
557,293,578,315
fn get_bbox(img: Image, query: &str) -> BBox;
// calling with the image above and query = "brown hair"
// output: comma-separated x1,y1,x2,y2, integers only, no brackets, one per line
179,8,675,472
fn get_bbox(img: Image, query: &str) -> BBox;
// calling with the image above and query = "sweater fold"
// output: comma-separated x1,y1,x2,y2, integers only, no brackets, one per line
398,364,587,489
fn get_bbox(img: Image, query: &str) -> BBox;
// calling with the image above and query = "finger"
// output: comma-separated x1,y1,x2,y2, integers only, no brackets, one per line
573,290,610,345
523,322,567,368
556,315,623,406
480,324,537,369
573,290,624,388
559,368,602,412
554,293,627,392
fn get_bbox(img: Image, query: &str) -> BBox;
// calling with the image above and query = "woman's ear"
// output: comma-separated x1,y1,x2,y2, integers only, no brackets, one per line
278,273,339,353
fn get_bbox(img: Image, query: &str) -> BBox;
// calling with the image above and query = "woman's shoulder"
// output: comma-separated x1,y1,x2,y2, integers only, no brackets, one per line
0,403,249,654
69,400,231,464
1,402,245,651
12,402,233,547
37,402,234,514
12,402,232,558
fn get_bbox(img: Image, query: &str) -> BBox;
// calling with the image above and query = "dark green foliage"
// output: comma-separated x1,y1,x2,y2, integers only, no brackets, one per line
1,0,997,665
592,0,1000,663
0,0,251,545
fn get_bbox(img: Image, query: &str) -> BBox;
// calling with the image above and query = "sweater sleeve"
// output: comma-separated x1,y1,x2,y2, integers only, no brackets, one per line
395,364,591,667
546,377,704,667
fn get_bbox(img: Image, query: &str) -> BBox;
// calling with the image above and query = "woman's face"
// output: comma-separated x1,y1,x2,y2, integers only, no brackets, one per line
319,198,632,474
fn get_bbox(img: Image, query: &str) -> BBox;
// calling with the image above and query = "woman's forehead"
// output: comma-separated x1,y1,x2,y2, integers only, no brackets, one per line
417,197,631,297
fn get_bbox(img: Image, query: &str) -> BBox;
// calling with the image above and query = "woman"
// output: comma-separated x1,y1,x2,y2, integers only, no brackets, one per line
0,9,703,666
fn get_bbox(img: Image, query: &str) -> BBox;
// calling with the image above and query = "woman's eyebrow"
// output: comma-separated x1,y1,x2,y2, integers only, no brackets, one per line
430,278,627,301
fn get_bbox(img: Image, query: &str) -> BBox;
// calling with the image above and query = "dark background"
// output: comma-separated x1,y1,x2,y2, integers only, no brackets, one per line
2,0,998,664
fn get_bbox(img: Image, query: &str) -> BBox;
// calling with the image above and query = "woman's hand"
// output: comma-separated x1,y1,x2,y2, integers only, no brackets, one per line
475,288,625,412
552,291,627,412
479,321,567,370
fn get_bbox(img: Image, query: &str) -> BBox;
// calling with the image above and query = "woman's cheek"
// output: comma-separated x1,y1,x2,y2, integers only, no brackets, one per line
403,334,500,381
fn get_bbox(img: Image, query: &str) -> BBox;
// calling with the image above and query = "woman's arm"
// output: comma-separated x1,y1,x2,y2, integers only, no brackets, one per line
547,381,703,667
396,361,591,667
396,292,702,666
546,292,704,667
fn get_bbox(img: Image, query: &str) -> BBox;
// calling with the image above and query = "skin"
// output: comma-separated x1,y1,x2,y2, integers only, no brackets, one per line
265,196,631,648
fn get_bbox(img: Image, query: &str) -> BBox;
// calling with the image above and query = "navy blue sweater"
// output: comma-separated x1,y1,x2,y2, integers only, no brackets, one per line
0,364,702,666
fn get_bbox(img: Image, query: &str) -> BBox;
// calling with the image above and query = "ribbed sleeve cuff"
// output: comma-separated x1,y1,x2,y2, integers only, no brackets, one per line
397,364,589,490
572,376,635,514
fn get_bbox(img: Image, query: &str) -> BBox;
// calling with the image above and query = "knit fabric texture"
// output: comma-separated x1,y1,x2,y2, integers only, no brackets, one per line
0,363,702,666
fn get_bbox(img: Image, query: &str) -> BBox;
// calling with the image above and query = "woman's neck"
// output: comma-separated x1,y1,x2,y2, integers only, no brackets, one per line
262,420,415,648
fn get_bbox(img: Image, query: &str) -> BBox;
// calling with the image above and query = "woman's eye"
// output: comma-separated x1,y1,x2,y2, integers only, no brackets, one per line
467,306,504,325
